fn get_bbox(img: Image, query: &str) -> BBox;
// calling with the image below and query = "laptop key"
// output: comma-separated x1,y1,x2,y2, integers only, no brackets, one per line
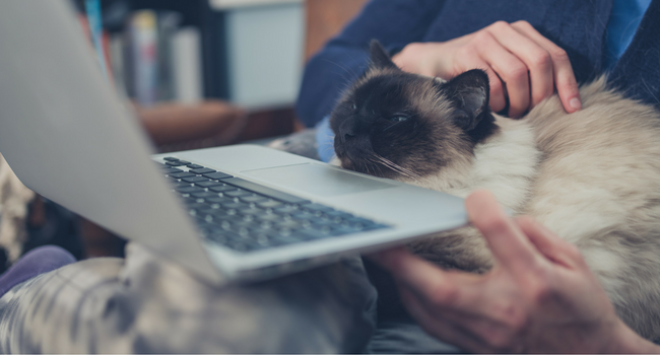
183,176,209,183
274,205,299,214
294,229,332,240
163,157,179,162
191,191,218,199
302,203,335,212
186,203,207,211
363,223,389,231
239,207,265,215
190,168,216,175
224,190,251,198
257,200,282,209
330,225,364,236
325,210,352,218
274,219,302,230
177,186,204,194
205,196,233,204
170,172,195,179
257,213,280,222
291,211,315,220
199,207,222,215
310,218,333,227
240,195,267,203
195,181,225,188
344,217,370,224
187,164,204,169
166,161,187,167
209,185,237,193
221,202,250,210
222,178,310,204
163,167,183,173
203,171,233,180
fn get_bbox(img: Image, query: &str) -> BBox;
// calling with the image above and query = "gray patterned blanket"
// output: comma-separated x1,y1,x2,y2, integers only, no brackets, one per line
0,243,377,353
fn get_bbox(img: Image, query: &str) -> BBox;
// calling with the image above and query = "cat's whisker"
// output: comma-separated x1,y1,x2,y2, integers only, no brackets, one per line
382,122,401,132
366,154,395,173
367,153,420,179
378,156,420,179
364,156,384,176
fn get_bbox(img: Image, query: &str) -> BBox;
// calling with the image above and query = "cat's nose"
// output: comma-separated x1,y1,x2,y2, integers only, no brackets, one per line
338,120,357,142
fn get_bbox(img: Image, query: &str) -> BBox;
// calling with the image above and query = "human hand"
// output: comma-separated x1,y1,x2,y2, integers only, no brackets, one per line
371,190,657,353
392,21,581,118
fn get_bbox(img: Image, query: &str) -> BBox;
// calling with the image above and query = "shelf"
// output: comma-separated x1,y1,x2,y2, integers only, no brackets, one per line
209,0,302,10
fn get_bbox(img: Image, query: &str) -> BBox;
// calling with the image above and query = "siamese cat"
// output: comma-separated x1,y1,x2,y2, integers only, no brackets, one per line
330,41,660,340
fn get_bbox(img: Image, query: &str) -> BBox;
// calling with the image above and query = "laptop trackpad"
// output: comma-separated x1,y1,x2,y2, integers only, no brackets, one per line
242,163,396,197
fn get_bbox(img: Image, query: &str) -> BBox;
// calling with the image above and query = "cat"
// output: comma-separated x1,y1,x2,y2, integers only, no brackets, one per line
329,41,660,341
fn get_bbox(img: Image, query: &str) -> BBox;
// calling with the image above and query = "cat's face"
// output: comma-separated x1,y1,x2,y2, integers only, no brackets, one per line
330,41,498,179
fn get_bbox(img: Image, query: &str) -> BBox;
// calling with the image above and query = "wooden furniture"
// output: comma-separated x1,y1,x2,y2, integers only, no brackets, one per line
303,0,369,62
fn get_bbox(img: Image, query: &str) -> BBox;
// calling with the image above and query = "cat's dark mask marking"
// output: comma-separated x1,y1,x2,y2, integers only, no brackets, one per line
330,40,498,179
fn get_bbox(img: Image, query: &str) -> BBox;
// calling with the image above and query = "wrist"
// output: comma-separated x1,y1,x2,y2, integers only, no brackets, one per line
604,319,659,354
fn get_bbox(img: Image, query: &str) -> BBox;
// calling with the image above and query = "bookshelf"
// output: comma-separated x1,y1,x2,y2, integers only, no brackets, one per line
95,0,304,109
93,0,228,102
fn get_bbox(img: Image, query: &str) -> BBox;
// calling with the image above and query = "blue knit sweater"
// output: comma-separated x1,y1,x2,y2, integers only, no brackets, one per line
296,0,660,129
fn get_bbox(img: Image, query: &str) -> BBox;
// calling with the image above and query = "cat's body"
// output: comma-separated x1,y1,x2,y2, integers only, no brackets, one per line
331,42,660,340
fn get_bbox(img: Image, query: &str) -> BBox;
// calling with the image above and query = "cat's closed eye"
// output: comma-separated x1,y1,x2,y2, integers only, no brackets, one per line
388,115,409,122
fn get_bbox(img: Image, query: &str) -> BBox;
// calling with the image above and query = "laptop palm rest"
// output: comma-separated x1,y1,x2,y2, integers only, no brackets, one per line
242,163,396,197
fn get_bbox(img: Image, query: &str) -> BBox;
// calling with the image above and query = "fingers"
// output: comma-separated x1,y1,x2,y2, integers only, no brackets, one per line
398,286,491,353
473,21,581,116
465,190,542,273
514,216,582,268
396,22,580,117
370,248,456,297
510,21,581,113
370,248,482,310
371,248,497,352
455,48,507,112
473,30,530,117
485,22,554,109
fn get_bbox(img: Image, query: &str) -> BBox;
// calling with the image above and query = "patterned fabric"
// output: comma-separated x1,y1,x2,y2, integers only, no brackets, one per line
0,246,76,298
0,242,377,353
0,154,34,263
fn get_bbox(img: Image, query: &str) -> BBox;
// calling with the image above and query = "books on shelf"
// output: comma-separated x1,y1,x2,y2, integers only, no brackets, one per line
107,10,203,106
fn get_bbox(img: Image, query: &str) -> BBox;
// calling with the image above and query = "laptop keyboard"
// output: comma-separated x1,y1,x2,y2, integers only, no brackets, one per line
159,157,391,253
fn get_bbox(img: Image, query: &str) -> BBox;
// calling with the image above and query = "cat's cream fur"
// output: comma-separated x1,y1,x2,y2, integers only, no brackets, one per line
388,77,660,340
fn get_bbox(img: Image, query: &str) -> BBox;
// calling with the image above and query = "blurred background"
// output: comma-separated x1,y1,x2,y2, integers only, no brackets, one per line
72,0,368,151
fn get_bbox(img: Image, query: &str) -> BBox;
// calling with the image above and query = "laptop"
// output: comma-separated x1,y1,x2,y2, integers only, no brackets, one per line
0,0,467,284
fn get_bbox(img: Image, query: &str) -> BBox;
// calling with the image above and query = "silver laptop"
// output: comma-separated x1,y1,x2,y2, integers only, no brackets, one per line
0,0,467,284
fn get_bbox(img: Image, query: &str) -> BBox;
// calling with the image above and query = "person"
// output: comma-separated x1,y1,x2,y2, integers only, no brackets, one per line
294,0,660,352
297,0,660,162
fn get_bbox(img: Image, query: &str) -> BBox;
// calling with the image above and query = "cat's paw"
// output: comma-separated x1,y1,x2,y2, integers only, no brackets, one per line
407,226,494,273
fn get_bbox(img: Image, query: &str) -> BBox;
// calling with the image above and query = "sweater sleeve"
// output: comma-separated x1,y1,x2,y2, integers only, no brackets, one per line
295,0,447,127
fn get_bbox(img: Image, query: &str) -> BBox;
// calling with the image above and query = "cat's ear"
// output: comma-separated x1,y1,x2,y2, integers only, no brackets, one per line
369,40,399,70
442,69,490,131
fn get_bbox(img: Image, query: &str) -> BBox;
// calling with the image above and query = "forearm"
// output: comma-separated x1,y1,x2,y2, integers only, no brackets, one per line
610,320,660,354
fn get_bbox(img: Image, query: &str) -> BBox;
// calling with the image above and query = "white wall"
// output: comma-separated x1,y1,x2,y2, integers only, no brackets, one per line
219,1,304,109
